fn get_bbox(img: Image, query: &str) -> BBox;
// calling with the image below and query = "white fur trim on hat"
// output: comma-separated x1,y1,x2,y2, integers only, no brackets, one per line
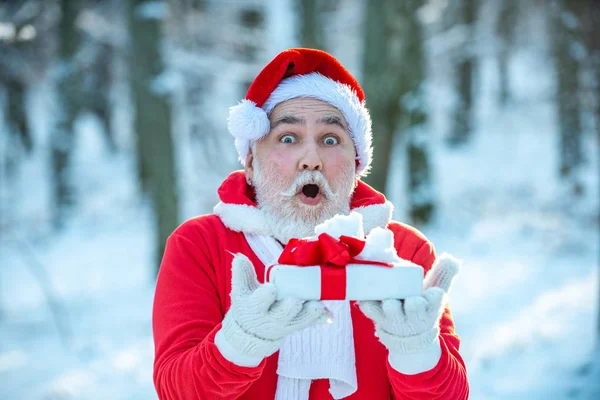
227,73,373,176
228,99,271,162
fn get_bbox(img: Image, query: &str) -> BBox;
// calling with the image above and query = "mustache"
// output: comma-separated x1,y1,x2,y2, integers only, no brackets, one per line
280,171,337,200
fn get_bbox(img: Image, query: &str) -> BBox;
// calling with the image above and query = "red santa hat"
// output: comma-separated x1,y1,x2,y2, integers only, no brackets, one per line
228,48,373,177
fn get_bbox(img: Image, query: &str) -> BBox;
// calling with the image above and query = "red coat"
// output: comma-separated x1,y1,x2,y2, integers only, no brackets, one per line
152,171,469,399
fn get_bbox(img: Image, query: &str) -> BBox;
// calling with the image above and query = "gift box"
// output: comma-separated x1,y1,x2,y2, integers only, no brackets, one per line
265,213,424,301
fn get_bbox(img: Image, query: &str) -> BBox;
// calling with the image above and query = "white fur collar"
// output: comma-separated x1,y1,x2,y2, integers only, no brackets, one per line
213,201,393,237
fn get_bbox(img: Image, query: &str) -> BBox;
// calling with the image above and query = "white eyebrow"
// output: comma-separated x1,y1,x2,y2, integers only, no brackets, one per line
317,115,347,131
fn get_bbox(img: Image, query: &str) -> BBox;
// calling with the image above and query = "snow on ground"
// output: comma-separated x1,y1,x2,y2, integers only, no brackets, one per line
1,11,599,400
0,104,158,399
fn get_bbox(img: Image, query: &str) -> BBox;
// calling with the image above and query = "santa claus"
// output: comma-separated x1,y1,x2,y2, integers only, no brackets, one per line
152,48,469,399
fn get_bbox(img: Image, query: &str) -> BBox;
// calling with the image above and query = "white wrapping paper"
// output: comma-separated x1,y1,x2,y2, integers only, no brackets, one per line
267,261,424,301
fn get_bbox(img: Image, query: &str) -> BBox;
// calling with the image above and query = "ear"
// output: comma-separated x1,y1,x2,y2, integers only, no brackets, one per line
244,149,254,184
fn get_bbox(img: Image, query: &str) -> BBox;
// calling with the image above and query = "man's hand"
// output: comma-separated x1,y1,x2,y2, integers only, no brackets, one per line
216,253,328,366
358,253,460,355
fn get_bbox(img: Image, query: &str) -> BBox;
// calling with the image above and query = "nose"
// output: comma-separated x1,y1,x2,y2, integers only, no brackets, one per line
298,143,322,172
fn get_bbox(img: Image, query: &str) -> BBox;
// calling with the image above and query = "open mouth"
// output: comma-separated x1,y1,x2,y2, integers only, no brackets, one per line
302,184,320,199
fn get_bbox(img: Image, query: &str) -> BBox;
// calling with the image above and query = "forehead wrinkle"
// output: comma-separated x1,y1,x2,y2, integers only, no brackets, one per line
270,114,306,130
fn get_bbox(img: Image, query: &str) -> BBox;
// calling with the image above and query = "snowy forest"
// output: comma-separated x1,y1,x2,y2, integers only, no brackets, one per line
0,0,599,398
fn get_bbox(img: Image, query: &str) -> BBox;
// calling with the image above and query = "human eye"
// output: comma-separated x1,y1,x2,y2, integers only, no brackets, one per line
323,135,339,146
280,134,297,144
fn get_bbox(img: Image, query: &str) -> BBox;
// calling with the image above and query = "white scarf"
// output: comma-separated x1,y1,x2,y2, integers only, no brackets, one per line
244,232,358,400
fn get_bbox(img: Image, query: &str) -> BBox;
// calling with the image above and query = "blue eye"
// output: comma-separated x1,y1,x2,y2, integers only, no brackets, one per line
280,135,296,144
323,136,339,145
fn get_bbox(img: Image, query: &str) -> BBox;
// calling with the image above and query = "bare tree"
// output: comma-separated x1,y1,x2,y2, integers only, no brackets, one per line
591,14,600,345
362,0,434,224
362,0,397,194
555,1,600,369
298,0,324,50
496,0,518,107
577,0,600,349
50,0,81,228
549,0,587,194
129,0,179,273
5,80,30,159
447,0,478,146
0,0,58,162
77,0,123,153
586,1,600,146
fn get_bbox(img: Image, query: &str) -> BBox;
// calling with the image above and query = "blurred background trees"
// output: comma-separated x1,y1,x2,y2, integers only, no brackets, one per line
1,0,598,269
0,0,599,398
0,0,56,176
51,0,79,228
0,0,598,254
298,0,324,49
496,0,518,107
129,0,178,271
447,0,478,146
550,0,587,195
362,0,434,224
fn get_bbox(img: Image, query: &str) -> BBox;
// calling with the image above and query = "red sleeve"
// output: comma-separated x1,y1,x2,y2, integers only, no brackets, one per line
152,230,265,399
387,225,469,400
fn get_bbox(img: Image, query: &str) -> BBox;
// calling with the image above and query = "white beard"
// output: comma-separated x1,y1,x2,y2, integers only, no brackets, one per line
261,202,351,244
252,157,355,244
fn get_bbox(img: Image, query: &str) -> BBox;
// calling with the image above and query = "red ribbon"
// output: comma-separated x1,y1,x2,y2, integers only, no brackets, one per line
272,233,393,300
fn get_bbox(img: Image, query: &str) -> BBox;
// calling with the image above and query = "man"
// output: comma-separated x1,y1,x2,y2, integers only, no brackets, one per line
152,48,469,399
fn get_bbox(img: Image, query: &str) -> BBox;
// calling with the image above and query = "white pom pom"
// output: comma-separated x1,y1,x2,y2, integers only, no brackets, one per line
227,99,270,141
314,212,364,240
356,227,403,264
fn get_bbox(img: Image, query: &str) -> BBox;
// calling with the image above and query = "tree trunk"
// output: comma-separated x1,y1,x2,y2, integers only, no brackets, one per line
595,16,600,343
362,0,398,194
298,0,324,50
496,0,518,107
6,79,32,154
589,1,600,147
362,0,434,224
87,42,117,153
582,0,600,346
550,0,586,192
448,0,478,146
129,0,179,274
50,0,80,229
402,3,434,224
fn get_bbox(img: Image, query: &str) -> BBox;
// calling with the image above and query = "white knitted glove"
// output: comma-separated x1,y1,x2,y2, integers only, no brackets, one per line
215,253,328,367
358,253,460,358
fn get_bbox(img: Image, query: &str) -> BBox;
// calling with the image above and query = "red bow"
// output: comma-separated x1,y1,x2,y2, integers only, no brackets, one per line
278,233,366,267
275,233,392,300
